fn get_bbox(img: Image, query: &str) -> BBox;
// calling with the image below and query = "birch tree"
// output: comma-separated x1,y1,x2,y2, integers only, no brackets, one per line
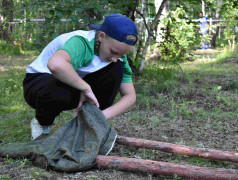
137,0,168,73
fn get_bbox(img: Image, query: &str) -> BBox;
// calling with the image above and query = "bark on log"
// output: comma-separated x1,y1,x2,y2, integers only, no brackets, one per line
117,136,238,163
96,155,238,180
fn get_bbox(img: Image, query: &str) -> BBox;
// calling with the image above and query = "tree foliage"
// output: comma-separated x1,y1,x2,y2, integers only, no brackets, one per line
3,0,138,50
220,0,238,50
1,0,238,70
1,0,14,42
157,7,199,63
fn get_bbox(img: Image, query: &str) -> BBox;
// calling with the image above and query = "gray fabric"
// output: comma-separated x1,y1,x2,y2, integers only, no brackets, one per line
0,103,117,172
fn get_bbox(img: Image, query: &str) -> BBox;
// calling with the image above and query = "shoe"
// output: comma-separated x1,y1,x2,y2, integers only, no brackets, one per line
31,118,50,140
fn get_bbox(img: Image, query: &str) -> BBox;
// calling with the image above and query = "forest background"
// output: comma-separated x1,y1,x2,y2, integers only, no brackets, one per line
0,0,238,179
1,0,238,71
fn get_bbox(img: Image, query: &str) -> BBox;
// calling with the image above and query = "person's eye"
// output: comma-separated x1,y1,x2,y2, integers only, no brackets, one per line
111,50,117,55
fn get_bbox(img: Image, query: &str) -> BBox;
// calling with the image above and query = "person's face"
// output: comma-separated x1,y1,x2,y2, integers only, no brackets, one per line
199,12,203,18
98,32,131,63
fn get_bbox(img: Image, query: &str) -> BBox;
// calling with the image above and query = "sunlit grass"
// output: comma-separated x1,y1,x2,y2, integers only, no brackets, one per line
181,49,238,75
0,55,76,143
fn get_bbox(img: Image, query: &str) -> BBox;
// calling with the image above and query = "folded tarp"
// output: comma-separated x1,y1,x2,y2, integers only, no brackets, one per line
0,103,117,172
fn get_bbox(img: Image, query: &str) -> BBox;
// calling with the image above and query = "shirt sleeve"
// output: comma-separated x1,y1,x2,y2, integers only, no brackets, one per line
60,36,94,70
206,17,209,24
121,54,133,83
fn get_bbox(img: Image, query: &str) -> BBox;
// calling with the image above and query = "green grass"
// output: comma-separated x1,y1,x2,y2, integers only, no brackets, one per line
126,49,238,167
0,56,75,143
0,48,238,177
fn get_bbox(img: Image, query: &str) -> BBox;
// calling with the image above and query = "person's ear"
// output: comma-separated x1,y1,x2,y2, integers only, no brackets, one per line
98,32,106,42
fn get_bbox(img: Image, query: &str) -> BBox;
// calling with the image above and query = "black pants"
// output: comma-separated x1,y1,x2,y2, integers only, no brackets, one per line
23,61,123,126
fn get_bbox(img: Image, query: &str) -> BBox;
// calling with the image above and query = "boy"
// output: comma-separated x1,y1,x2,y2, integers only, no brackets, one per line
23,13,138,140
198,11,210,49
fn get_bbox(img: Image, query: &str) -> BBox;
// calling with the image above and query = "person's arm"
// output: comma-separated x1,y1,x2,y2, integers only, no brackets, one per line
207,17,210,34
102,82,136,120
47,49,99,108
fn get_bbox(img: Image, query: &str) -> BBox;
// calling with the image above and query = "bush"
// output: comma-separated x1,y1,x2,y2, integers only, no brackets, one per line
156,7,200,63
0,40,22,55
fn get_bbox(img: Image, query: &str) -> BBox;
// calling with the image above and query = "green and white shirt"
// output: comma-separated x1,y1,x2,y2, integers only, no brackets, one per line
26,30,132,83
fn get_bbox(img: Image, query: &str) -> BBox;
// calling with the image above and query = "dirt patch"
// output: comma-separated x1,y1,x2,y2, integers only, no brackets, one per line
221,57,238,64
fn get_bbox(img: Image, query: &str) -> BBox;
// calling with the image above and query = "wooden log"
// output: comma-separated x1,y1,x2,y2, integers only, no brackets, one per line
96,155,238,180
117,136,238,163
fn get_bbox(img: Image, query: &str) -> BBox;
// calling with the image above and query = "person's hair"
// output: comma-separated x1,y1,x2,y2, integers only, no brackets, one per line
94,30,117,53
94,30,101,53
200,11,203,14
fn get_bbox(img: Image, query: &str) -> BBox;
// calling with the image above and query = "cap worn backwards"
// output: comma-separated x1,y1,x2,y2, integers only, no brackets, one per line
90,13,138,46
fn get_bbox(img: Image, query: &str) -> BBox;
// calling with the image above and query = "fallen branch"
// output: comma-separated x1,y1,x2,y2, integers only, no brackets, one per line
97,155,238,180
117,136,238,163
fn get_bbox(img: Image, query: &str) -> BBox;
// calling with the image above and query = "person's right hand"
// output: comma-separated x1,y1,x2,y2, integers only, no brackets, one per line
77,89,100,109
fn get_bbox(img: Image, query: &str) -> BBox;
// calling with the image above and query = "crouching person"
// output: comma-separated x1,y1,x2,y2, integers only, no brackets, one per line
23,13,138,140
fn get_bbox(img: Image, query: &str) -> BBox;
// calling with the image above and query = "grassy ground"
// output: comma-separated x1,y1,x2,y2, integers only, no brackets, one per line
0,49,238,179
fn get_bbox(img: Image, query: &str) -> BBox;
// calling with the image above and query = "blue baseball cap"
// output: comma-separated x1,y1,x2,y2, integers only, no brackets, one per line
90,13,138,46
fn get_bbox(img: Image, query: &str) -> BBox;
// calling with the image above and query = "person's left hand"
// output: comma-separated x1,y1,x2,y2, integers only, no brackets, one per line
77,89,100,109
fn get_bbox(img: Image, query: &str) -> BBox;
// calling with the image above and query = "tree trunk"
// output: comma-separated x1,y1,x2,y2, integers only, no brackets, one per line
228,39,231,50
211,26,219,48
138,36,151,72
97,155,238,180
210,0,222,48
202,1,205,15
126,0,139,21
117,136,238,163
151,0,169,58
232,35,235,51
138,0,168,73
134,0,146,65
1,0,14,42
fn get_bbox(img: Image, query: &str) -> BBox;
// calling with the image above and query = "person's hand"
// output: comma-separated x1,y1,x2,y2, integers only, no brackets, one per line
77,89,99,109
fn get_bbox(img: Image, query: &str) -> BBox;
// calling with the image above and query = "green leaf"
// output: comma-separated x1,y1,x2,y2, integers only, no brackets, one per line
71,15,80,26
133,60,140,69
75,8,82,14
52,32,59,39
56,12,63,18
